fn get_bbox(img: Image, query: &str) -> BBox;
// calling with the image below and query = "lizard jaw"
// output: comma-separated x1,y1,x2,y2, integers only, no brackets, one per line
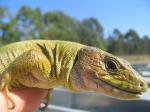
93,78,143,100
70,70,142,100
70,65,146,100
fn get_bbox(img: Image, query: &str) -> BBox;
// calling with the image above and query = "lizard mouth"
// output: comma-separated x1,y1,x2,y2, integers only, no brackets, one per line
94,78,143,99
104,80,142,94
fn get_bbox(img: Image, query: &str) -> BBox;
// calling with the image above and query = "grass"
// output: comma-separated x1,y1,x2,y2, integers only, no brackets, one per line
118,55,150,64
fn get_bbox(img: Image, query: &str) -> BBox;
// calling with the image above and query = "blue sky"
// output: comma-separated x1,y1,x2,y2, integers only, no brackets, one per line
0,0,150,38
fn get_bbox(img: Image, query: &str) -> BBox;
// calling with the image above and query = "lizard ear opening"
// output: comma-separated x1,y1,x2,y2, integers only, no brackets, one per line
73,54,78,66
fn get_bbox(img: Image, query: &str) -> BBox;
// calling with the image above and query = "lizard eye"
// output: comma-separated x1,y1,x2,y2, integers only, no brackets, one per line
104,58,118,73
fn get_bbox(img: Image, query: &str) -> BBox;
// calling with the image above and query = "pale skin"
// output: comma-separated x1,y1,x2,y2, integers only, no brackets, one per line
0,88,48,112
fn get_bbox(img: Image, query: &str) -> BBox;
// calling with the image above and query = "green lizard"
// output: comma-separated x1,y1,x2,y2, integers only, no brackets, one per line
0,40,148,111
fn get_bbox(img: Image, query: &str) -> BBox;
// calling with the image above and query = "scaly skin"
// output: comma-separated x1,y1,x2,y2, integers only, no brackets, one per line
0,40,148,111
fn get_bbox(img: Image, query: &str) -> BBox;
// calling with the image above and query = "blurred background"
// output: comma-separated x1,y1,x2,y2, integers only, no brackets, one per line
0,0,150,112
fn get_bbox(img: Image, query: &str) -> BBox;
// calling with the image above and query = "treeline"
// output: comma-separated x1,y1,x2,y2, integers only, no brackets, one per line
0,6,150,55
107,29,150,55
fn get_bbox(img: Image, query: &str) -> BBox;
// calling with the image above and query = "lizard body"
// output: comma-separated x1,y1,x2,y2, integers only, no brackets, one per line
0,40,84,89
0,40,148,111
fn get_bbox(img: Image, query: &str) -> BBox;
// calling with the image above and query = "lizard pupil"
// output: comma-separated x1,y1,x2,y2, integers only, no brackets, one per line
105,60,117,73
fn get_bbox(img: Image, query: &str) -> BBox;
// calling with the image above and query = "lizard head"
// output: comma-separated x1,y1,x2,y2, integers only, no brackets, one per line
70,47,148,100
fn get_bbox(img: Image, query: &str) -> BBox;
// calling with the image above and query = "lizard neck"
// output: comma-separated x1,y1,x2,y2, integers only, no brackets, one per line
48,41,85,88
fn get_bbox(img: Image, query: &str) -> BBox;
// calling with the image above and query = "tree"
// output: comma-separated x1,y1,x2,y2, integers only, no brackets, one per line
43,11,80,41
17,6,36,39
0,6,20,44
107,29,125,54
78,18,106,50
142,35,150,54
0,7,7,19
1,18,20,44
124,29,141,54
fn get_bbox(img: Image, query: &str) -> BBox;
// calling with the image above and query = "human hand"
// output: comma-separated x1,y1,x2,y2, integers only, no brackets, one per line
0,87,48,112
